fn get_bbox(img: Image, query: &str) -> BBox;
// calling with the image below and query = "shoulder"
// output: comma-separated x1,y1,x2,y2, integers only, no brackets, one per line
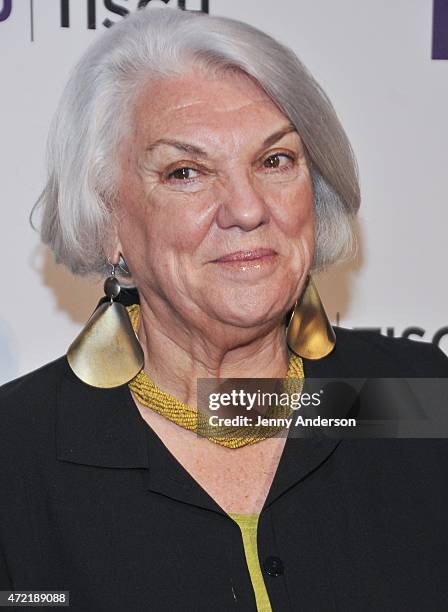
0,357,68,448
326,327,448,377
0,356,68,405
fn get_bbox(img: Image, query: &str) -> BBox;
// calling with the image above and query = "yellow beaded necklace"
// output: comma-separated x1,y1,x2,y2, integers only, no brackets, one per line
127,304,304,449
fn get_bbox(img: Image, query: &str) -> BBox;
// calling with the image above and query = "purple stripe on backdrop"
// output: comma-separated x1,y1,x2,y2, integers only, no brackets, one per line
433,0,448,59
0,0,12,22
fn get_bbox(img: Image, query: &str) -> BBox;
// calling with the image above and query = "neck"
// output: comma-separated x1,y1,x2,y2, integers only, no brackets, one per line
136,295,290,407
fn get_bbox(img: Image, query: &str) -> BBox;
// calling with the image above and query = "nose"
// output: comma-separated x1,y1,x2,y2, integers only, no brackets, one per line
215,170,269,232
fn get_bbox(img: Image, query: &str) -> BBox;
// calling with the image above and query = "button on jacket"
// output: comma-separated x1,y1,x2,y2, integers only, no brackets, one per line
1,328,448,611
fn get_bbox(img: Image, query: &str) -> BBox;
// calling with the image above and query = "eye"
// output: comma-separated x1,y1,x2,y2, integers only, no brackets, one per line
262,153,295,170
167,167,200,181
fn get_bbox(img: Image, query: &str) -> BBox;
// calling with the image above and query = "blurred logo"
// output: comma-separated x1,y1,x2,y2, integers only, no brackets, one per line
60,0,209,29
357,326,448,348
336,313,448,351
433,0,448,59
0,0,12,22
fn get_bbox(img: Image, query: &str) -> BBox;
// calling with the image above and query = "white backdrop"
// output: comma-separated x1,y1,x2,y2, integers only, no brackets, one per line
1,0,447,385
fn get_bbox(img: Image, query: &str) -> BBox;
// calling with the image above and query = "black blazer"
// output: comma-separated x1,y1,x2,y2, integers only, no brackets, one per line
0,327,448,612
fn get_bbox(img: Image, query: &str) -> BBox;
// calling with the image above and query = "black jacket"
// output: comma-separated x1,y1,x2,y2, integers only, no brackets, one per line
0,327,448,611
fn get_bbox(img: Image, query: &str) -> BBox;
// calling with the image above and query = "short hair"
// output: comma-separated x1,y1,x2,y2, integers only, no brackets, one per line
32,6,360,276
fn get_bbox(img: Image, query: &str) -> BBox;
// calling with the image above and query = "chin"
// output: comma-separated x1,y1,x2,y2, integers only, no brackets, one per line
212,290,289,329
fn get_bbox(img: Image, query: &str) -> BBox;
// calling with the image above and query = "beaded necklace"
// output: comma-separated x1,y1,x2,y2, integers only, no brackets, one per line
127,304,304,448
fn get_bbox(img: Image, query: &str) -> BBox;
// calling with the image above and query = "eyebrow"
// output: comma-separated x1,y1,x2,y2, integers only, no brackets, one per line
145,123,298,157
262,124,297,148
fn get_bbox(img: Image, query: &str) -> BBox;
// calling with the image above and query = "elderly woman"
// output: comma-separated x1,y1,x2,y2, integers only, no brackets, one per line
1,7,447,612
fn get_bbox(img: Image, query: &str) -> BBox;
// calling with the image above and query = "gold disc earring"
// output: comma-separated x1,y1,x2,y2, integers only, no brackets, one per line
286,275,336,360
67,264,144,388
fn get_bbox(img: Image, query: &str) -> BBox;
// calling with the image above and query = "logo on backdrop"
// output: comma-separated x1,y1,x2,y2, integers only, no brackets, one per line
0,1,209,29
433,0,448,59
335,314,448,350
0,0,12,22
60,0,209,29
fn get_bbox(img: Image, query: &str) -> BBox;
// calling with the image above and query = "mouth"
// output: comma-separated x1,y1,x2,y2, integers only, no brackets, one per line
210,248,279,277
212,248,277,263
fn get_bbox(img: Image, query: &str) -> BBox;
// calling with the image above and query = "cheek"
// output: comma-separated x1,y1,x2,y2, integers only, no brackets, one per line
271,179,315,240
147,195,213,257
118,188,213,267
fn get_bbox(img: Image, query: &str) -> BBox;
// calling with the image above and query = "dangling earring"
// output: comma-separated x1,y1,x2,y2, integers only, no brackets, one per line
67,263,144,388
118,253,131,278
286,275,336,360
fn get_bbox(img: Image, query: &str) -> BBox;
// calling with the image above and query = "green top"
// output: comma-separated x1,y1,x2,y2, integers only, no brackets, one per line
228,513,272,612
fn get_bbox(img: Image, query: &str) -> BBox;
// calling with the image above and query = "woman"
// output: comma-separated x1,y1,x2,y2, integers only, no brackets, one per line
1,7,447,611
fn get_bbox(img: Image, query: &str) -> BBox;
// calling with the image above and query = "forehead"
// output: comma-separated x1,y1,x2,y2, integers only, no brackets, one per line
131,70,290,144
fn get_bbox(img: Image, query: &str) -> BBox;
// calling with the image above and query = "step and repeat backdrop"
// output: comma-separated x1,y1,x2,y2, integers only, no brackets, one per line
0,0,447,383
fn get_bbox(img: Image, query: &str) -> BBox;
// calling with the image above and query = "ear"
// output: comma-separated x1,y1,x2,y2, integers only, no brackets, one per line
105,223,123,267
105,210,133,281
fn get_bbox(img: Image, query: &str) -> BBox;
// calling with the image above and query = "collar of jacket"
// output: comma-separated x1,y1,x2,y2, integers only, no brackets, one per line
57,288,345,513
55,354,344,515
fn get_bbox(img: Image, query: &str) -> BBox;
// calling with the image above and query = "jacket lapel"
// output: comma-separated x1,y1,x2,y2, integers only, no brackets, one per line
263,354,345,509
56,343,349,514
56,358,149,469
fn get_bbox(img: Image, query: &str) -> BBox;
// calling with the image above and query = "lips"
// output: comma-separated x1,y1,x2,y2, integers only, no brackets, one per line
213,248,277,263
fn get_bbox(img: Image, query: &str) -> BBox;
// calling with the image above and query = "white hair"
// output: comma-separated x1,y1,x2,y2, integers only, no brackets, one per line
32,6,360,276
